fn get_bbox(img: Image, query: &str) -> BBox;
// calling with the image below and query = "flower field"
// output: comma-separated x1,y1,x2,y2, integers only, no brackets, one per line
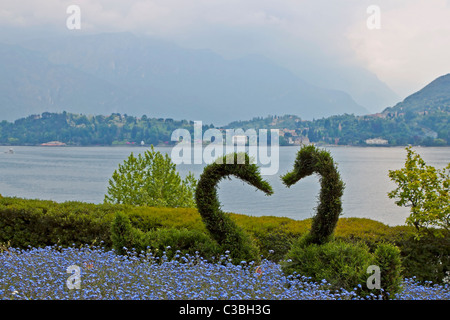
1,245,449,300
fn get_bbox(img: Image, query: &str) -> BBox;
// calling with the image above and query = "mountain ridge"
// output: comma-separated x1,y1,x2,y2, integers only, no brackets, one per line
0,32,370,124
1,72,448,147
383,73,450,115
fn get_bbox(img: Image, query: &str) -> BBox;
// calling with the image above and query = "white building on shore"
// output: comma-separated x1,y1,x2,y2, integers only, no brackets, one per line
365,138,388,145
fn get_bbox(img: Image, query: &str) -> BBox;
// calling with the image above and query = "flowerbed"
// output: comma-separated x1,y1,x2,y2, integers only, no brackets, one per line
1,245,449,300
2,197,449,284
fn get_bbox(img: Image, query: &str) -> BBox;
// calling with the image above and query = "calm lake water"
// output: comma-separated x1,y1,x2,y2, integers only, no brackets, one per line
0,145,449,226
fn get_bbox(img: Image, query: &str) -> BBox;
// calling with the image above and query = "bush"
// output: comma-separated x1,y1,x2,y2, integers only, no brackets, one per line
281,236,374,293
279,146,401,298
392,231,450,283
372,243,403,298
110,211,138,255
334,219,450,284
282,236,403,298
105,145,197,208
229,214,311,261
111,211,220,259
0,197,117,248
140,228,220,260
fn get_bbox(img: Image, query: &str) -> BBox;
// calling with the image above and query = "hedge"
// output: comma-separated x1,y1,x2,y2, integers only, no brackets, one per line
0,196,448,283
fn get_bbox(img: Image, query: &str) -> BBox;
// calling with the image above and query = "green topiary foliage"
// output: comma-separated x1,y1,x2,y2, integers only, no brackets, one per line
195,152,273,263
372,242,403,298
110,211,140,255
281,145,345,245
282,232,404,299
280,145,404,298
282,235,375,293
110,211,220,259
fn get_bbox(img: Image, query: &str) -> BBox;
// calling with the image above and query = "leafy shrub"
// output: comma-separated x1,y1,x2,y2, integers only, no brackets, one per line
281,236,374,293
105,145,197,208
282,236,403,298
140,228,220,260
111,211,220,259
392,231,450,283
388,146,450,237
126,206,207,232
230,214,311,261
372,243,403,298
334,219,450,284
110,211,137,255
0,197,116,248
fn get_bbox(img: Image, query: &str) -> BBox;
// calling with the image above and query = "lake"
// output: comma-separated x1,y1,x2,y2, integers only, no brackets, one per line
0,145,449,226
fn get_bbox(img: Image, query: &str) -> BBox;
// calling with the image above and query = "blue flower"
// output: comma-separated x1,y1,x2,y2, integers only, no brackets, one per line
1,245,449,300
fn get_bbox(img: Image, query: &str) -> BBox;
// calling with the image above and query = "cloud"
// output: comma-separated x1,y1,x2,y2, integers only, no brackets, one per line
346,0,450,96
0,0,449,98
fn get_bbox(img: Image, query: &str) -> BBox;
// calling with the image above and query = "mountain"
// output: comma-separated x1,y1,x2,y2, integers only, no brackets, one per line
290,62,400,114
383,73,450,114
0,32,369,125
1,74,448,147
224,74,450,146
0,43,125,120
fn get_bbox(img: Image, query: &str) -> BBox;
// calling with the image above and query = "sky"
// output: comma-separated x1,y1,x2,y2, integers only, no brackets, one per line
1,0,450,103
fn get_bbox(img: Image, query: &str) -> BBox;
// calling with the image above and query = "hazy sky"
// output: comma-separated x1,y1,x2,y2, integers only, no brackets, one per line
1,0,450,98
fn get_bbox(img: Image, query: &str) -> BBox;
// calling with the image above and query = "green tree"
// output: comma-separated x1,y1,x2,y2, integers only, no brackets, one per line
388,146,450,237
104,145,197,208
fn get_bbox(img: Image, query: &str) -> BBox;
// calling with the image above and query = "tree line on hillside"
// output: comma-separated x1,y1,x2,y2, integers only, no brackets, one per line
0,112,213,146
0,110,448,146
226,111,449,146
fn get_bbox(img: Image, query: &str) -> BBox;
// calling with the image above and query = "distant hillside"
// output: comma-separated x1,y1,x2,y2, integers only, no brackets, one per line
1,74,449,147
225,74,450,146
0,43,121,119
383,73,450,114
0,32,369,125
0,112,202,146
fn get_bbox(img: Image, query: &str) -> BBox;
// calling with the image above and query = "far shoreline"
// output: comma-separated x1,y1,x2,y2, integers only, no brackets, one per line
2,144,449,148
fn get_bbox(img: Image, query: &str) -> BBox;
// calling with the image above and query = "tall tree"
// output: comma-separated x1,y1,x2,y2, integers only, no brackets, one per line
105,145,197,208
388,146,450,238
